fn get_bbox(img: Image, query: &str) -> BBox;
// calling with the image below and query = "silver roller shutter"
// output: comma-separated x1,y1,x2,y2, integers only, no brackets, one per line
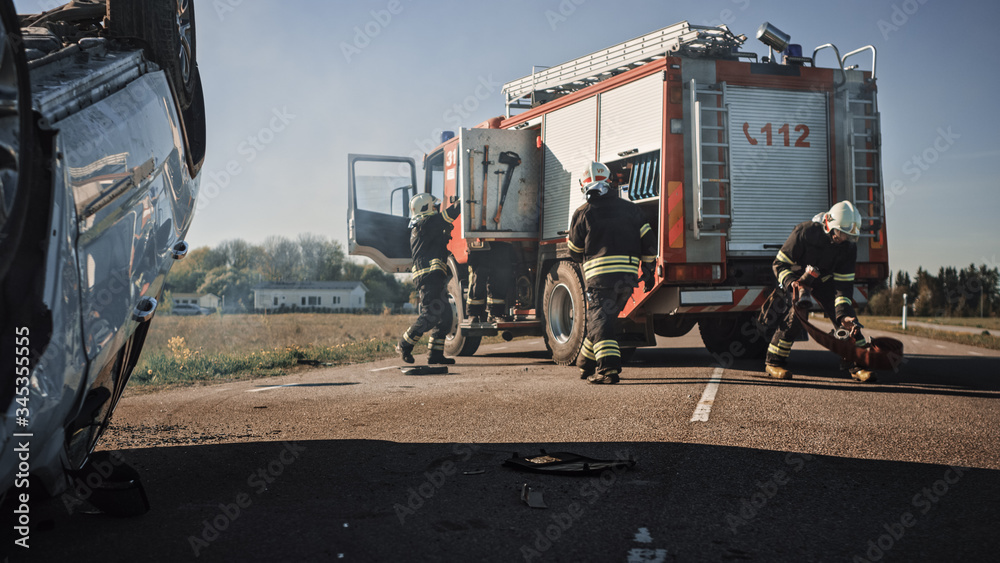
542,97,597,240
726,86,830,253
598,73,663,161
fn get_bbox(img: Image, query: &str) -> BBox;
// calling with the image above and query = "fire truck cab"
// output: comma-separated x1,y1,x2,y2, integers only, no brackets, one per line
347,21,888,364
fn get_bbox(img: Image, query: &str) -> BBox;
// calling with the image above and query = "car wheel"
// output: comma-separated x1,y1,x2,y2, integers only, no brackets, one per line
0,0,34,279
107,0,197,109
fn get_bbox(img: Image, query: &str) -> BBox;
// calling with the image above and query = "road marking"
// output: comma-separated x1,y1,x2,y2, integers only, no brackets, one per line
370,366,398,372
968,351,983,356
690,367,724,422
935,344,947,349
633,528,653,543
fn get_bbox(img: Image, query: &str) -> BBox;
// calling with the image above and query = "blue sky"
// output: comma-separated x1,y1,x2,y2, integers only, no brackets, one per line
16,0,1000,278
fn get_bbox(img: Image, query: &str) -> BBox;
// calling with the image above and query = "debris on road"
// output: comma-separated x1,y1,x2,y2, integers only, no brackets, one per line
504,449,636,476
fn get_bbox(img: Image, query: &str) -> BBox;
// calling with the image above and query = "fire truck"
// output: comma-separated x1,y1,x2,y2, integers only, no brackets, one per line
347,21,888,365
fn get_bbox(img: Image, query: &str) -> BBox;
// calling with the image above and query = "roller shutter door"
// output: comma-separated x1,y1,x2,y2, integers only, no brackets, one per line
598,73,663,161
726,86,830,253
542,97,597,240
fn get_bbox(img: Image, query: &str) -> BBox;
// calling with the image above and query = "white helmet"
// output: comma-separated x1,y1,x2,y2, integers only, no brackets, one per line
408,193,438,226
579,161,611,199
822,200,861,242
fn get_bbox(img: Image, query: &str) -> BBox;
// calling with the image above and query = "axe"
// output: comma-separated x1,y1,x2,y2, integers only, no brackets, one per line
493,151,521,228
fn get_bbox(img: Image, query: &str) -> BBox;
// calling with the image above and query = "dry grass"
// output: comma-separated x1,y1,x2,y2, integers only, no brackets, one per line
141,313,416,358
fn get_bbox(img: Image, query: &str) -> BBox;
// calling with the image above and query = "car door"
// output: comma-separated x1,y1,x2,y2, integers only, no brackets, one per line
347,154,417,272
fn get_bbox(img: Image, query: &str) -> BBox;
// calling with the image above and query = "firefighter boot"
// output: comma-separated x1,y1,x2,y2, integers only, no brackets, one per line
577,359,597,380
849,365,877,383
761,352,793,380
427,351,455,365
587,369,620,385
396,341,414,364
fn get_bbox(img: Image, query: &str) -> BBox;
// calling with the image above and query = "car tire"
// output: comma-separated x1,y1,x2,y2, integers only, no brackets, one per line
0,0,35,280
107,0,197,109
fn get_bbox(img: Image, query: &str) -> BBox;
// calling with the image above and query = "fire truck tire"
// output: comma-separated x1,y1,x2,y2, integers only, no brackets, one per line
541,261,586,365
653,316,696,338
444,260,481,357
698,313,771,360
107,0,197,109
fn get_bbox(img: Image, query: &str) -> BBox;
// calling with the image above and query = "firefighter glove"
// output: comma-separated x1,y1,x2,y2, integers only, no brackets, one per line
640,263,655,293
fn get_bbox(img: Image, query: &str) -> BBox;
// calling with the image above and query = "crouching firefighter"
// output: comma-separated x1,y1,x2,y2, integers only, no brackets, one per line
762,200,876,383
397,193,461,365
568,161,656,384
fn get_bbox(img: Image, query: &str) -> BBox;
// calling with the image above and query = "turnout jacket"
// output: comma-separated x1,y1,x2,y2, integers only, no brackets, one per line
773,220,858,322
410,200,461,282
567,194,656,287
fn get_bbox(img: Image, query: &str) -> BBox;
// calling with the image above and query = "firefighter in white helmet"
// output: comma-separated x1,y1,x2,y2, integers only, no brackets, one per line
762,200,875,382
567,161,657,384
397,192,462,365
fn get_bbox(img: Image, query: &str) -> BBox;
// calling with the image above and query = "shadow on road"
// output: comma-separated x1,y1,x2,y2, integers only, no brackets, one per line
11,439,999,562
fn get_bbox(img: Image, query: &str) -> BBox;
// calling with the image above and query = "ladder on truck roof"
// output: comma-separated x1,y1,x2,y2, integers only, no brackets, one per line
502,21,750,116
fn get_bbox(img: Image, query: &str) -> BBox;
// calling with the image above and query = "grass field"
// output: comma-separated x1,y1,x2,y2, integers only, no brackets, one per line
134,313,418,387
860,315,999,351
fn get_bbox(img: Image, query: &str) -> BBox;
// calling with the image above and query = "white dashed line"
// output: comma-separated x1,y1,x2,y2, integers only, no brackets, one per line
968,351,984,356
691,367,724,422
369,366,398,372
935,344,947,349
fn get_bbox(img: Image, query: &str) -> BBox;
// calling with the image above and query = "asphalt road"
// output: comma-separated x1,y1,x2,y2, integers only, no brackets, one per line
8,326,1000,562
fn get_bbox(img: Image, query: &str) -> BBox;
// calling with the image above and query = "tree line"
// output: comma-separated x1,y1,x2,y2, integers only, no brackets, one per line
866,264,999,317
166,234,413,312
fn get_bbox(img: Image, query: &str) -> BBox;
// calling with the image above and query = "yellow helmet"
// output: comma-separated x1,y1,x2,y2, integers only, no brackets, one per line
823,200,861,242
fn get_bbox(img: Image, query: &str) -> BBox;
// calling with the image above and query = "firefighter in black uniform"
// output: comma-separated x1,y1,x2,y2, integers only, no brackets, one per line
467,241,514,322
397,193,461,365
568,161,657,384
763,200,875,382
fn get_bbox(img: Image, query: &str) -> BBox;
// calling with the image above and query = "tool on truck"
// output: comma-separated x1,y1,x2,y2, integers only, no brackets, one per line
347,20,888,364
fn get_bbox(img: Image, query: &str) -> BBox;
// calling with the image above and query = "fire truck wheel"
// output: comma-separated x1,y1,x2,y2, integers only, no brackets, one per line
698,313,771,360
542,261,586,365
444,260,481,357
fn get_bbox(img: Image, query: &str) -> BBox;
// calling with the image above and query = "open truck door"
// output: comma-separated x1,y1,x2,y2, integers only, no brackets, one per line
347,154,418,272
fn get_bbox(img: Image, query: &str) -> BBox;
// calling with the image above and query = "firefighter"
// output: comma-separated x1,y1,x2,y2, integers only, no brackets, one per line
568,161,656,384
397,193,461,365
763,200,875,382
467,241,514,323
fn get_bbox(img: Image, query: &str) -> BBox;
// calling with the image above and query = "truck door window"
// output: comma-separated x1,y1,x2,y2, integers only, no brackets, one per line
425,150,444,202
352,160,414,217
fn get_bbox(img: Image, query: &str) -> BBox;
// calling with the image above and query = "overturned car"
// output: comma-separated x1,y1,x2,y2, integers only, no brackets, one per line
0,0,205,516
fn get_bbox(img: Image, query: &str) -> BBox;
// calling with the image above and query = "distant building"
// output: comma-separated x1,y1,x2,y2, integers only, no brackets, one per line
172,292,220,310
253,281,368,312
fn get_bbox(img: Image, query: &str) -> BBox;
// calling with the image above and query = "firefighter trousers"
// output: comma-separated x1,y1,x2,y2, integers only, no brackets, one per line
401,272,452,353
468,243,513,319
766,281,866,366
578,282,633,375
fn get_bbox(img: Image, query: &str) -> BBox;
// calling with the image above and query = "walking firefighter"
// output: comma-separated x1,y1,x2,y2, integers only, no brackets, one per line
568,161,657,384
397,193,462,365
